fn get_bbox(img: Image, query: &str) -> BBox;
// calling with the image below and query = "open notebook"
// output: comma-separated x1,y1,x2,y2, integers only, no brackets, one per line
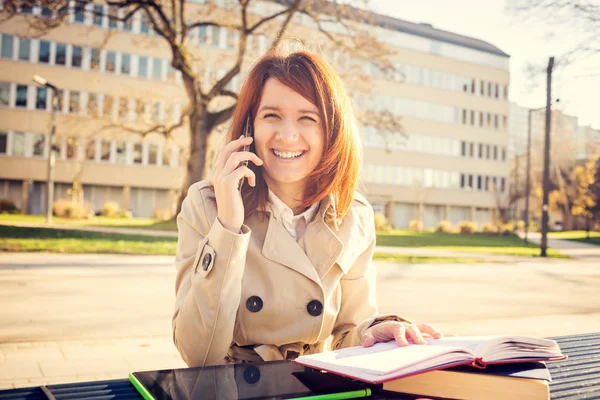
293,336,565,384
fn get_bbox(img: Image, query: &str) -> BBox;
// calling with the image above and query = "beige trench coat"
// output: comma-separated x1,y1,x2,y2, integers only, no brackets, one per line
173,180,406,367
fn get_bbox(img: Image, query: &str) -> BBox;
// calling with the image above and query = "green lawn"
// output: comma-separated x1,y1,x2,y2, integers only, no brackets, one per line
548,230,600,246
0,225,177,255
0,213,177,231
376,230,567,258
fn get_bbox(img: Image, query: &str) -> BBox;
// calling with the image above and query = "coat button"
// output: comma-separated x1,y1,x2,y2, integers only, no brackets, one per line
201,253,212,271
307,300,323,317
243,365,260,384
246,296,263,313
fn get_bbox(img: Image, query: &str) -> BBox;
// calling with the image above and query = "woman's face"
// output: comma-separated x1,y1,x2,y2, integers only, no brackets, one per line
253,78,325,195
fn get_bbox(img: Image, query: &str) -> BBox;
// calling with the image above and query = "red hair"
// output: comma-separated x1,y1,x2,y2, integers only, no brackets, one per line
226,50,362,221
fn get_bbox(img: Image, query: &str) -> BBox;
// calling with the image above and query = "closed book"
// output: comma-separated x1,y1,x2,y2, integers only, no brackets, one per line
382,362,550,400
293,335,565,384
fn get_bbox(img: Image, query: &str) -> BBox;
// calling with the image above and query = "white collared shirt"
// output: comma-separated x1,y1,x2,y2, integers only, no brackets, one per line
267,190,319,241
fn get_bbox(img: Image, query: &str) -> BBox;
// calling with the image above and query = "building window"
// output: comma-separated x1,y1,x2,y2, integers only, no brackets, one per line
121,53,131,75
41,7,52,17
485,176,490,191
0,132,7,154
468,174,473,189
162,145,171,167
18,38,30,61
152,102,161,121
123,12,134,32
140,14,150,34
32,133,45,157
1,35,13,59
108,6,119,29
56,43,67,65
15,85,28,108
100,139,111,161
74,1,86,23
486,113,491,128
501,177,506,192
105,51,116,73
493,146,498,160
72,45,82,68
480,80,484,95
494,115,499,129
66,137,77,159
461,141,466,156
460,173,465,188
103,95,114,118
487,82,492,97
85,139,96,160
87,93,99,117
479,111,484,127
470,79,475,93
133,143,143,164
134,98,145,121
0,82,9,107
469,143,474,157
198,26,207,43
462,109,467,124
115,141,126,164
152,58,162,80
90,48,101,71
502,148,506,161
118,97,128,119
477,175,482,190
486,144,490,159
93,5,104,26
36,87,47,110
478,143,483,158
138,56,148,78
69,91,80,114
504,85,508,100
148,144,158,165
495,83,499,98
502,115,508,131
12,132,25,156
227,29,236,49
39,41,51,63
470,110,474,125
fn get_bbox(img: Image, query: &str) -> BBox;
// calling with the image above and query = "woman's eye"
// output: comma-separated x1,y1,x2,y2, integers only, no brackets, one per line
264,113,279,119
300,116,317,123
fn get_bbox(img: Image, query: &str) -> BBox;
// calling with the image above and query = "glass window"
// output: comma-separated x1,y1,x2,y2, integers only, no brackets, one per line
138,56,148,78
108,6,118,29
85,139,96,160
66,137,77,159
16,84,28,108
502,148,506,161
87,93,99,117
462,109,467,124
166,62,177,81
495,84,499,98
123,11,134,32
133,143,143,164
478,143,483,158
198,26,207,43
140,14,150,34
118,97,128,119
41,7,52,17
103,95,114,118
493,146,498,160
148,144,157,165
36,87,47,110
470,110,474,125
494,115,499,129
12,132,25,156
55,43,66,65
90,48,100,71
479,111,484,127
69,91,80,113
134,98,145,121
162,145,171,167
152,58,162,80
227,29,236,49
115,141,126,164
0,132,7,154
93,4,104,26
72,46,82,68
105,51,116,73
18,38,30,61
152,102,160,121
212,26,221,47
469,142,474,157
0,82,9,107
56,89,64,112
461,141,466,156
100,139,111,161
121,53,131,75
39,40,51,63
32,133,45,157
1,35,13,59
74,1,86,23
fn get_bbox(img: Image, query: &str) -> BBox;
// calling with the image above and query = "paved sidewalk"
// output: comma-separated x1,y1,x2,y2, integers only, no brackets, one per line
519,232,600,260
0,220,177,238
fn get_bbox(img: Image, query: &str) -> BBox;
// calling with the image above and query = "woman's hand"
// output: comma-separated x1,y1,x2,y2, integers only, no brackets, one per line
213,135,263,233
362,322,443,347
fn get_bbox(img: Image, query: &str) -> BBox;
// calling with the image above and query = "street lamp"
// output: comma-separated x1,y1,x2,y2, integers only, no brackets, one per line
32,75,60,224
523,98,559,244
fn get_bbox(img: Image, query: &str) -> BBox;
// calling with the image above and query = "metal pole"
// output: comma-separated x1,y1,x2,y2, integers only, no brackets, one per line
524,109,532,243
46,90,58,224
540,57,554,257
514,155,519,222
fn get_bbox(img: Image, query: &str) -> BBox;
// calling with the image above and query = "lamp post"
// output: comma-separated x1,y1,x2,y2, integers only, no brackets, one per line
32,75,60,224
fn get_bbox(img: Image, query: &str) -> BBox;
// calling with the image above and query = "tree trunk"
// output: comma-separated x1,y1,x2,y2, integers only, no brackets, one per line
177,108,210,214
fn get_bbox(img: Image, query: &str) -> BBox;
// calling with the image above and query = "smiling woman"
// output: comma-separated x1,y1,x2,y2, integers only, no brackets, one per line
172,50,443,369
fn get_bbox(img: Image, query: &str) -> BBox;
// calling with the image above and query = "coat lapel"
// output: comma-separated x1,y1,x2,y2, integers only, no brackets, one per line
261,211,322,286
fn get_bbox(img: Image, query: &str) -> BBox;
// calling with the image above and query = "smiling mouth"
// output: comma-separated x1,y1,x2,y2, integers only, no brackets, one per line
272,149,306,159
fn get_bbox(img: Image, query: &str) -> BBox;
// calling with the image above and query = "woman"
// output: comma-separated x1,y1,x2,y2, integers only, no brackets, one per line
173,50,442,367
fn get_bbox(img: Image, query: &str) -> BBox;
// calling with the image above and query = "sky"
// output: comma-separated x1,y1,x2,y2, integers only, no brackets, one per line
369,0,600,129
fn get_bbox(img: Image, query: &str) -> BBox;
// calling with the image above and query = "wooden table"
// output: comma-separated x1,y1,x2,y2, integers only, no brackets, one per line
1,333,598,399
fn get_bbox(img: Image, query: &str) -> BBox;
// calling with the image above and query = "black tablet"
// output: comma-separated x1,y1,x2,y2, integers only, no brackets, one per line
129,360,371,400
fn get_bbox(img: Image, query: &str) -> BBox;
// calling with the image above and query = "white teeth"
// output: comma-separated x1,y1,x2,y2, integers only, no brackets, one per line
273,150,303,159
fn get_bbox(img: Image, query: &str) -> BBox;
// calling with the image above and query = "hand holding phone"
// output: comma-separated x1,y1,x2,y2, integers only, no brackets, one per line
212,115,262,233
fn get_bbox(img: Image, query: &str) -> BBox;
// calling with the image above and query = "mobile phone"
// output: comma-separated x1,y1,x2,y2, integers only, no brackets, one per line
238,115,253,191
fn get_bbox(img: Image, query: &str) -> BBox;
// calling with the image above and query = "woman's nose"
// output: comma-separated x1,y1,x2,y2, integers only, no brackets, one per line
275,119,299,142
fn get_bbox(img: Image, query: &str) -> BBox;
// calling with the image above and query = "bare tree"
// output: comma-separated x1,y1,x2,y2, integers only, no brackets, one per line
1,0,404,211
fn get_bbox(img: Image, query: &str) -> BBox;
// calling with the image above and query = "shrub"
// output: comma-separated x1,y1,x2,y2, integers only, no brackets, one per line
52,199,93,219
515,220,525,230
102,201,121,218
0,199,20,214
481,222,498,234
500,223,514,235
409,219,423,232
374,213,391,232
117,209,133,219
436,220,453,233
154,208,173,221
458,221,477,234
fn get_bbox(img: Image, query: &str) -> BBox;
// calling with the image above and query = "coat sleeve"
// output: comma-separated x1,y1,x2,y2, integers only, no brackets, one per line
172,183,251,367
330,203,411,350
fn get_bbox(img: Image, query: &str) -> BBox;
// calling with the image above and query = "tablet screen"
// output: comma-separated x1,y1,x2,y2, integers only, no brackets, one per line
131,360,368,400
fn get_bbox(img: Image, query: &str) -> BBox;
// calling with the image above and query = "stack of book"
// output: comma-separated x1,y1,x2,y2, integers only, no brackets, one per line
294,335,566,399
